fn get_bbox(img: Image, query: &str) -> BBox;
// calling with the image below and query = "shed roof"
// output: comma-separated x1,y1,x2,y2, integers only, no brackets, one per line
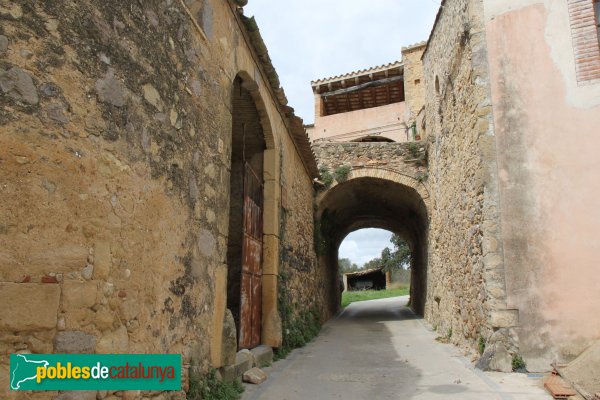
345,267,384,278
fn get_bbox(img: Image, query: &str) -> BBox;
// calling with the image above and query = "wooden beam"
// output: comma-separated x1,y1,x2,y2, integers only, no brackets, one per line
386,82,391,105
320,75,404,98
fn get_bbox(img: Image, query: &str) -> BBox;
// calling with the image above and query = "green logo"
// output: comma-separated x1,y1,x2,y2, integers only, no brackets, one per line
9,354,181,391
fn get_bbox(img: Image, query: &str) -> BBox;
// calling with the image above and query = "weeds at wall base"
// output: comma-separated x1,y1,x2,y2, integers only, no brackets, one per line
275,271,322,360
188,369,244,400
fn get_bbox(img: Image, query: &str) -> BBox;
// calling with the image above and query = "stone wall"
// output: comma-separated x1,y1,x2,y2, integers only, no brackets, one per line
277,138,323,329
312,142,427,180
0,0,318,397
423,0,514,370
401,43,427,123
313,141,430,319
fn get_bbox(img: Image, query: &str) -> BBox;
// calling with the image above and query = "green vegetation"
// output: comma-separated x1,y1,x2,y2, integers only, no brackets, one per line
314,209,336,256
275,271,321,360
406,142,420,158
188,369,244,400
435,326,453,343
363,234,411,277
338,258,360,275
416,172,429,183
512,354,527,372
318,165,334,188
341,287,409,308
478,336,486,355
333,165,351,183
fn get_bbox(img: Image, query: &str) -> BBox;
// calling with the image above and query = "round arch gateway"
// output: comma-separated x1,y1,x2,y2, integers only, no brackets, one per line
316,168,429,318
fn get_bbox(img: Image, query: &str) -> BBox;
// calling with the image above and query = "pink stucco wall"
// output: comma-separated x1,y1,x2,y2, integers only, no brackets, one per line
311,101,409,143
484,0,600,370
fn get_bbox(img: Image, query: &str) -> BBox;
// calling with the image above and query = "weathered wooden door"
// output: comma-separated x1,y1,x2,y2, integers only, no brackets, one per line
239,162,263,349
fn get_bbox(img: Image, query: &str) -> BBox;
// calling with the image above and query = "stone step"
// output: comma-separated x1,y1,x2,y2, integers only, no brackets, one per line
250,345,273,367
219,345,273,382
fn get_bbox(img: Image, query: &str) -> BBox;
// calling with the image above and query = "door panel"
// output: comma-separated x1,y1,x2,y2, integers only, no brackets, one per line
239,163,263,350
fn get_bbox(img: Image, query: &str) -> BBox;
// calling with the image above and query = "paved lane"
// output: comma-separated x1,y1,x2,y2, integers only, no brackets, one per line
243,296,551,400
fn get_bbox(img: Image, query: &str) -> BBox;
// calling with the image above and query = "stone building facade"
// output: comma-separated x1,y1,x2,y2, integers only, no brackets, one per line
423,0,600,371
0,0,319,397
308,43,427,144
2,0,600,397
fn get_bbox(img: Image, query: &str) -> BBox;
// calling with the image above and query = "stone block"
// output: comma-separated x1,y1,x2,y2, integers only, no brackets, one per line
250,345,273,367
210,265,227,368
56,391,97,400
489,344,513,373
95,69,125,107
0,67,39,105
261,274,282,347
93,242,111,280
54,331,96,354
94,306,116,331
62,281,98,311
219,350,253,382
222,309,237,366
489,309,518,328
28,245,88,274
96,325,128,353
118,299,140,321
262,180,280,236
242,367,267,385
262,235,279,275
0,283,60,330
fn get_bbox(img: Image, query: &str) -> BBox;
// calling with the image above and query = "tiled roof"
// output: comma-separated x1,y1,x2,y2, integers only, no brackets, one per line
311,61,403,87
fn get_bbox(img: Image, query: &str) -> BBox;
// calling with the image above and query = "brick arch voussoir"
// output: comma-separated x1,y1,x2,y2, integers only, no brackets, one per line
235,70,275,150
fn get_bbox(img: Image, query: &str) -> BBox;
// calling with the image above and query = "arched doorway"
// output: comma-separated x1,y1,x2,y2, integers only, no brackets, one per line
316,168,429,319
227,75,267,350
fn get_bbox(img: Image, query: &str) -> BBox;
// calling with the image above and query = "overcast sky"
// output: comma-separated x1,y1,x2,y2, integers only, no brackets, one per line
243,1,440,266
244,0,441,123
339,229,393,266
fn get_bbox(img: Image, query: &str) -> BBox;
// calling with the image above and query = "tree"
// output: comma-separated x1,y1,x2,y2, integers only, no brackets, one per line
338,258,360,275
362,234,411,272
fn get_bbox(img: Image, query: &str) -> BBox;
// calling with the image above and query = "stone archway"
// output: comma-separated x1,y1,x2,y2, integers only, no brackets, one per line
316,167,429,319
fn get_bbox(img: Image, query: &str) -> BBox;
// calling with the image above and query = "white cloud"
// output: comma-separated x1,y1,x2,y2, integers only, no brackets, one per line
244,0,441,123
338,228,393,266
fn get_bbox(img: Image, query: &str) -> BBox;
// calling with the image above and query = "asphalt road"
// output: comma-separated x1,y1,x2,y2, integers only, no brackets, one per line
242,296,552,400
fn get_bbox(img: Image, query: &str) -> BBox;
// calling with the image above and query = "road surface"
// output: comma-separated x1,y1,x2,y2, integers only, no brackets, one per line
242,296,552,400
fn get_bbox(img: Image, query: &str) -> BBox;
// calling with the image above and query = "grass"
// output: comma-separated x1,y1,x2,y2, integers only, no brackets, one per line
341,287,409,308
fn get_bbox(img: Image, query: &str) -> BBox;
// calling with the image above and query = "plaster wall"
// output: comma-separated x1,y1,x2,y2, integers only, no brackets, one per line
483,0,600,370
311,101,409,143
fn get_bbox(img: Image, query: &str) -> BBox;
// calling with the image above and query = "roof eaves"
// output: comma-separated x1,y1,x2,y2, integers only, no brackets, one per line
311,60,403,87
238,13,320,179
